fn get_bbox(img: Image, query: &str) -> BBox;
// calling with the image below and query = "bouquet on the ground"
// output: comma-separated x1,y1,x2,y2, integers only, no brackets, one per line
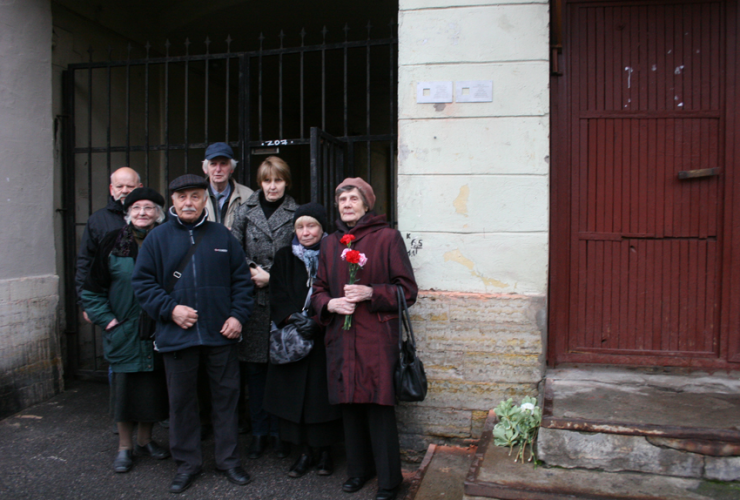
493,396,542,464
339,234,367,330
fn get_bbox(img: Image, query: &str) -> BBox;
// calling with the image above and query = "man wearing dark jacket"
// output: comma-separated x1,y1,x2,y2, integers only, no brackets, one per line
76,167,142,320
132,174,254,494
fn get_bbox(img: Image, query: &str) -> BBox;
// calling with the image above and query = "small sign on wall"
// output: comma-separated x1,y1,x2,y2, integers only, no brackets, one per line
416,81,453,103
455,80,493,102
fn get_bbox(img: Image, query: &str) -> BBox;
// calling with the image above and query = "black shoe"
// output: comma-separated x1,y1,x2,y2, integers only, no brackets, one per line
376,486,400,500
135,440,171,460
112,449,133,473
217,466,252,485
342,476,373,493
273,437,291,458
169,471,200,494
288,453,314,478
316,449,334,476
247,435,268,459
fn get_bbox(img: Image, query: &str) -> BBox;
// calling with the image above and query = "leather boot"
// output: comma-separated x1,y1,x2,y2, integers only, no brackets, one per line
247,435,268,459
316,447,334,476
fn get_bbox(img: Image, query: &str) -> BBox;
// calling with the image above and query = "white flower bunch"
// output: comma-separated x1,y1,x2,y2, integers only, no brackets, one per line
492,396,542,464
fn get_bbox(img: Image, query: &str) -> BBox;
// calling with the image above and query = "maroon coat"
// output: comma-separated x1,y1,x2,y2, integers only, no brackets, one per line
312,213,418,406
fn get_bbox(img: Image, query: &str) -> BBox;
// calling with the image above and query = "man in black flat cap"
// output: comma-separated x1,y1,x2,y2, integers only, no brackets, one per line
132,174,254,494
202,142,253,229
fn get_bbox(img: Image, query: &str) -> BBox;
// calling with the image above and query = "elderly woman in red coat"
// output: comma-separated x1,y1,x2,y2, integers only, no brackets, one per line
311,178,418,500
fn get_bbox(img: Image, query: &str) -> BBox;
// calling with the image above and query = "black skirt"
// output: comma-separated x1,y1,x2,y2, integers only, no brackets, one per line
110,368,168,423
279,417,343,447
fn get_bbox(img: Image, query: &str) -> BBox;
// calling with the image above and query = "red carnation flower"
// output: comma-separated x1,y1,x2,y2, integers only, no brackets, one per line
340,234,356,245
344,249,362,264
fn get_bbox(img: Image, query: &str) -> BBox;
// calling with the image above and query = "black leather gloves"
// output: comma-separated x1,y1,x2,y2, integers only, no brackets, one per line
288,313,321,340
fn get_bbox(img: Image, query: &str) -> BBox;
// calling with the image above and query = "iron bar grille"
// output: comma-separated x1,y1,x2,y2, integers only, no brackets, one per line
61,25,398,377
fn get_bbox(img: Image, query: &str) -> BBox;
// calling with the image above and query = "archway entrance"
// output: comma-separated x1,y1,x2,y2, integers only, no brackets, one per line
60,9,398,377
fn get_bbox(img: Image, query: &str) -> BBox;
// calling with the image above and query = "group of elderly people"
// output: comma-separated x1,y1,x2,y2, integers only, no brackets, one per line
78,142,417,500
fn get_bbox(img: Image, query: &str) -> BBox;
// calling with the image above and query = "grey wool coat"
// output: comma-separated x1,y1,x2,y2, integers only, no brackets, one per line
230,190,297,363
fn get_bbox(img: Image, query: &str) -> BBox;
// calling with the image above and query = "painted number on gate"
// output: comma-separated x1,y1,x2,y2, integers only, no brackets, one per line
262,139,289,146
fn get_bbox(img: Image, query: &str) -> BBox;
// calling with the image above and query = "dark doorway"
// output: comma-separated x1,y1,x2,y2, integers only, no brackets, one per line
61,15,398,378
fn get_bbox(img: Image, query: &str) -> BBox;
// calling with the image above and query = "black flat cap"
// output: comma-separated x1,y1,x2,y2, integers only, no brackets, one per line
169,174,209,193
123,187,165,211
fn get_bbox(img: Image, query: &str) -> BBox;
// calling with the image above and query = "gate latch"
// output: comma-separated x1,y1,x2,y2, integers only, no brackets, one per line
677,167,720,180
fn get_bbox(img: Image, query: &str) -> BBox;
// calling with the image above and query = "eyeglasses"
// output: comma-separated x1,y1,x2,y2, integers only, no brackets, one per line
130,205,157,214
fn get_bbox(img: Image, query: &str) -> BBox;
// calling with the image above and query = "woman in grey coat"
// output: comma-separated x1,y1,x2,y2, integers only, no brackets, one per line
231,156,297,459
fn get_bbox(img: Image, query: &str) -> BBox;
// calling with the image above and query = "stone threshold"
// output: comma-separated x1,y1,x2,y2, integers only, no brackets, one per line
541,367,740,444
463,410,740,500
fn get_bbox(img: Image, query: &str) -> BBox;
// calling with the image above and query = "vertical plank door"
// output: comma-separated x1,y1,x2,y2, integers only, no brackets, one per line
551,0,740,368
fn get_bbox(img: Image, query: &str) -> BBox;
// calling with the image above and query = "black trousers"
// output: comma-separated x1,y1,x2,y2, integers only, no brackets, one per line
342,404,402,490
163,344,241,474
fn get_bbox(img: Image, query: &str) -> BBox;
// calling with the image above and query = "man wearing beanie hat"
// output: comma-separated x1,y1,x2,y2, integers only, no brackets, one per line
132,174,255,493
202,142,253,229
311,178,418,500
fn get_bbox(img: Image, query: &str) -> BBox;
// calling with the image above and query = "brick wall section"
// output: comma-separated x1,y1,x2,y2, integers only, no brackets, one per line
0,276,63,419
397,290,546,460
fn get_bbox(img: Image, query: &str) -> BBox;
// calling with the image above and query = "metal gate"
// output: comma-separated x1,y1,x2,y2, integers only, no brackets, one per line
61,26,398,378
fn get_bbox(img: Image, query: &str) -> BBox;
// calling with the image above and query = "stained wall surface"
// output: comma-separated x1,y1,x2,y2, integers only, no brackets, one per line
0,0,63,419
396,0,550,456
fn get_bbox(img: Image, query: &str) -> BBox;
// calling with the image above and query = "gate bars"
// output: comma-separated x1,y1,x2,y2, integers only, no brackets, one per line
61,24,398,377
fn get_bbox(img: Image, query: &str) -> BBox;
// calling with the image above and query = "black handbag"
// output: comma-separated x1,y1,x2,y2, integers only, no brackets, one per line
394,286,428,402
138,310,157,340
269,288,314,364
138,229,206,340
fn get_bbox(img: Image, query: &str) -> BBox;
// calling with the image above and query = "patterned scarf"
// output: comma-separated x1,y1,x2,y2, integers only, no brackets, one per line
291,234,324,286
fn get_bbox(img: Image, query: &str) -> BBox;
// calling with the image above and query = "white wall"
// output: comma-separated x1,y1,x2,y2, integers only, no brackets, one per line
0,0,55,280
0,0,63,419
397,0,550,295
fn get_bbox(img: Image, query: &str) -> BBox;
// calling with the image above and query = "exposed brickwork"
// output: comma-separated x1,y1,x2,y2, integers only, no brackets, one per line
0,276,63,419
398,291,545,460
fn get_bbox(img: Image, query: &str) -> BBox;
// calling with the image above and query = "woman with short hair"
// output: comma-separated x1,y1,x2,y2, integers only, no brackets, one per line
312,178,418,500
81,187,170,473
231,156,297,459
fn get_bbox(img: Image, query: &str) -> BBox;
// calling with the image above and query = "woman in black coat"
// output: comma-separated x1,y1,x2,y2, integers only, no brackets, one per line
263,203,342,478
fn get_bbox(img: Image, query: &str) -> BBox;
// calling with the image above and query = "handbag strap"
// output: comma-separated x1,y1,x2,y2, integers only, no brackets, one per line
397,285,416,350
300,285,313,312
165,228,207,294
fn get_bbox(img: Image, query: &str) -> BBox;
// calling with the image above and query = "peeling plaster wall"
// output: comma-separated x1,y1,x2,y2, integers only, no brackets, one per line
396,0,549,457
0,0,63,418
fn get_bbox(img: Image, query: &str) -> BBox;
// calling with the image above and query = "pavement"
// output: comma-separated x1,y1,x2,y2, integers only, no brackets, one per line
0,380,416,500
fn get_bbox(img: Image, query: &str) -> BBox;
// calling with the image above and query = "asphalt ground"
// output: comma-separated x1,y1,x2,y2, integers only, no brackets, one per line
0,380,416,500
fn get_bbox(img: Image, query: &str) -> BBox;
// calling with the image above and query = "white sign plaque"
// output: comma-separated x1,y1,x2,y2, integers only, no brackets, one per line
416,81,453,104
455,80,493,102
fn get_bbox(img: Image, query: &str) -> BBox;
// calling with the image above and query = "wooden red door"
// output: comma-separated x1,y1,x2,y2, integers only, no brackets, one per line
550,0,740,368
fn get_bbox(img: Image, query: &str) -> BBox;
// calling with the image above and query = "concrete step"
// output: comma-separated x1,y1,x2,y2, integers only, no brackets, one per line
464,410,740,500
406,444,476,500
537,367,740,481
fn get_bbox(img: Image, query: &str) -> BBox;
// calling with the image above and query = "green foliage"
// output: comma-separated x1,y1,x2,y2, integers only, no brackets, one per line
493,396,542,464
